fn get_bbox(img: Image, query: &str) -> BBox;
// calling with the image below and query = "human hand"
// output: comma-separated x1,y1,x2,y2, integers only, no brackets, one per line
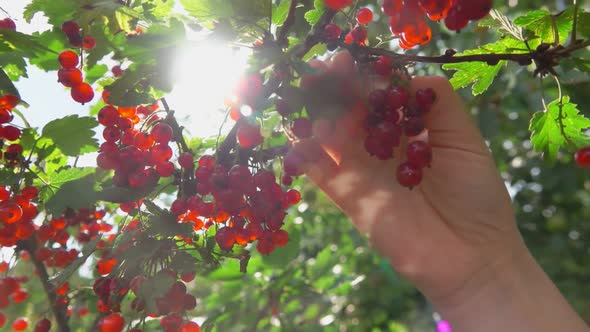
291,51,524,306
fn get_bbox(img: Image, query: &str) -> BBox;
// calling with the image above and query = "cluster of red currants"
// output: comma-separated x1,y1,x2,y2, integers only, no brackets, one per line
0,185,39,247
384,0,492,48
176,156,299,255
0,94,23,167
0,275,51,331
96,101,171,192
61,20,96,50
323,0,492,49
57,50,94,104
364,56,434,188
57,21,97,104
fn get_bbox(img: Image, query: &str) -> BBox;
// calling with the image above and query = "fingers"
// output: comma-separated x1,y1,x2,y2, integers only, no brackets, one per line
410,76,489,154
291,138,338,189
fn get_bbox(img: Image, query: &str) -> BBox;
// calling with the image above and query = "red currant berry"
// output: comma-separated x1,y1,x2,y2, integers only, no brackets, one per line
97,313,124,332
0,18,16,30
58,50,79,68
12,318,28,331
356,8,374,24
396,162,422,188
215,227,236,251
178,152,194,168
34,318,51,332
150,122,173,143
575,147,590,167
415,88,437,110
387,86,410,110
71,83,94,104
323,23,342,41
444,6,469,31
350,25,368,44
237,122,263,149
98,106,120,127
406,141,432,168
57,68,83,87
181,321,201,332
82,35,96,49
324,0,354,10
61,21,80,35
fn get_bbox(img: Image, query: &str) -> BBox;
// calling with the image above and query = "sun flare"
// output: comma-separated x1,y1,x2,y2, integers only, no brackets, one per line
168,42,250,138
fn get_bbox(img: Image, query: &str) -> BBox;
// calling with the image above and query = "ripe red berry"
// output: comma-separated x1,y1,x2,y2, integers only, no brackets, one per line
61,21,80,35
83,35,96,49
404,117,425,137
324,0,354,10
98,106,120,126
237,122,263,149
0,18,16,30
382,0,403,16
58,50,79,68
71,83,94,104
98,313,124,332
215,227,236,251
444,6,469,31
323,23,342,41
57,68,83,87
34,318,51,332
178,153,194,169
406,141,432,168
111,65,123,77
272,230,289,247
575,147,590,167
150,122,173,143
356,8,374,24
0,312,5,328
415,88,437,109
396,162,422,188
2,125,21,141
181,321,201,332
12,318,28,331
387,86,410,110
350,25,368,44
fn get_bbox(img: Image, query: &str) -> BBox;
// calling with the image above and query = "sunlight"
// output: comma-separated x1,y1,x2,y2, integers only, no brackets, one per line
168,41,250,138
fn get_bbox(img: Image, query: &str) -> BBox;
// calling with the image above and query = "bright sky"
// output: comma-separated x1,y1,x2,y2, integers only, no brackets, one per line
1,0,249,138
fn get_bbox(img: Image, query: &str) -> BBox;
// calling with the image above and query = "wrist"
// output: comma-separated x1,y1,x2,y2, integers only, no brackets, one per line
433,241,589,332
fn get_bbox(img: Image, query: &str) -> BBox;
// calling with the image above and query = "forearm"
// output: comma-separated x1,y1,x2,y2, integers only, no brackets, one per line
434,243,590,332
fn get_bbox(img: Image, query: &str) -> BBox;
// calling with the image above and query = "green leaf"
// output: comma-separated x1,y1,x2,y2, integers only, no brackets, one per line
304,9,323,26
45,175,99,215
42,115,99,156
578,12,590,38
180,0,234,21
513,9,573,45
0,68,19,97
442,38,527,95
530,96,590,162
46,167,96,187
85,64,109,85
302,43,328,61
272,0,291,26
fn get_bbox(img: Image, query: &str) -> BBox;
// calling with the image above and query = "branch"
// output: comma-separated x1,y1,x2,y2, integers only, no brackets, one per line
345,39,590,67
277,0,299,46
21,240,71,332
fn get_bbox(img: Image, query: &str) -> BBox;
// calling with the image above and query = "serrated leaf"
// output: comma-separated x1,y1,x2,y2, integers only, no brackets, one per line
24,0,77,26
304,9,323,26
180,0,234,21
530,96,590,162
47,167,96,187
578,12,590,38
0,68,19,97
45,175,99,215
272,0,291,26
42,115,99,156
85,64,109,84
442,38,527,95
302,43,327,61
514,9,573,45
